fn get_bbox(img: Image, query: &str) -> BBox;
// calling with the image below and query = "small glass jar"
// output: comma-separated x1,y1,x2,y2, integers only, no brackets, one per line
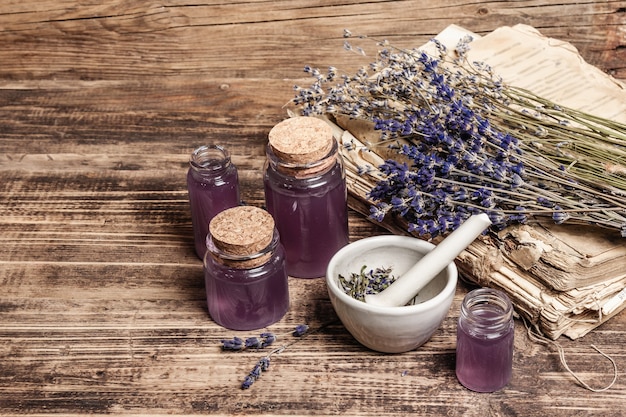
456,288,514,392
263,116,349,278
187,145,240,260
204,206,289,330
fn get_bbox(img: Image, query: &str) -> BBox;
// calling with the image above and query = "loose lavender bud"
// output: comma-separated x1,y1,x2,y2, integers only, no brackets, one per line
552,207,569,224
259,356,271,371
244,337,264,349
260,332,276,347
249,363,263,379
221,337,244,351
241,375,255,390
292,324,309,337
240,356,272,390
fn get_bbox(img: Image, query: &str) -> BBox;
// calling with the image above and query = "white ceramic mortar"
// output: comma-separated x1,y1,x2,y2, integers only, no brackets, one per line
326,235,458,353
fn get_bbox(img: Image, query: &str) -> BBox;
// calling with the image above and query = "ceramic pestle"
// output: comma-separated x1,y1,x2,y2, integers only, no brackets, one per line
364,213,492,308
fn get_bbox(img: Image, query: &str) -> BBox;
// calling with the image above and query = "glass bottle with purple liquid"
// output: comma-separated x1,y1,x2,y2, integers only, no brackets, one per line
204,206,289,331
456,288,514,392
263,116,349,278
187,145,240,260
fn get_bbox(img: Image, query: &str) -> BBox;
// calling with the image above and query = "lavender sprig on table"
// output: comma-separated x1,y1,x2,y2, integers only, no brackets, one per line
219,324,311,389
292,30,626,238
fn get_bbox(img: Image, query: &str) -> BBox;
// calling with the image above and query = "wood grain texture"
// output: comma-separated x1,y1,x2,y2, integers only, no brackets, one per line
1,1,626,416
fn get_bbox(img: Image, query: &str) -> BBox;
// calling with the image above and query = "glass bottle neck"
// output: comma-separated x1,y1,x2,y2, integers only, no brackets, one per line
190,145,232,176
459,288,513,338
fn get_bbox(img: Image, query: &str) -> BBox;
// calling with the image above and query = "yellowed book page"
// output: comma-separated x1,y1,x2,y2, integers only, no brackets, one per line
466,24,626,124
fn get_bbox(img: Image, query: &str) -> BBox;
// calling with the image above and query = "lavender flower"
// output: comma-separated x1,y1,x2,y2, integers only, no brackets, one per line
221,337,244,351
292,31,626,238
244,337,265,349
220,325,315,390
241,375,255,390
222,332,276,351
339,265,400,302
292,324,309,337
241,356,272,390
260,332,276,347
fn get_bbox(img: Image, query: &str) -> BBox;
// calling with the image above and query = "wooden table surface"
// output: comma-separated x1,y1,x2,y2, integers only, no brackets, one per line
1,1,626,416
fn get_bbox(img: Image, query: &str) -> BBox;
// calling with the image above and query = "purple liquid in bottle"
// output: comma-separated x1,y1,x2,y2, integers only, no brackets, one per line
264,117,349,278
456,288,514,392
204,206,289,331
187,145,240,259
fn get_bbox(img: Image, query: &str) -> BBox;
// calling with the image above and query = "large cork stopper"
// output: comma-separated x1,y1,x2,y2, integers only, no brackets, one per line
208,206,275,267
268,116,334,164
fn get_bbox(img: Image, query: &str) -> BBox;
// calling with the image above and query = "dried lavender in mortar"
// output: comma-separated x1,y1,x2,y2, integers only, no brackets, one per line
339,265,420,304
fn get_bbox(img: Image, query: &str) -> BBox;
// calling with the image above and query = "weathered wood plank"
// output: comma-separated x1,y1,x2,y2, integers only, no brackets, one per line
0,1,624,80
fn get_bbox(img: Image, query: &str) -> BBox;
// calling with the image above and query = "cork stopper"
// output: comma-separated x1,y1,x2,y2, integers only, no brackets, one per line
208,206,275,268
268,116,334,164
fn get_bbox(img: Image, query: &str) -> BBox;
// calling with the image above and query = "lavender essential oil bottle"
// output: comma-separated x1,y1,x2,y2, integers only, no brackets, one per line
456,288,514,392
204,206,289,331
263,116,349,278
187,145,240,260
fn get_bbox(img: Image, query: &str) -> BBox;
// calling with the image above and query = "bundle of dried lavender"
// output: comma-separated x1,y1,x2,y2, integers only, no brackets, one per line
292,30,626,238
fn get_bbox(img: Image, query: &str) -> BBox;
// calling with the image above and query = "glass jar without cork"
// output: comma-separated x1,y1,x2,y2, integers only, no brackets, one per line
204,206,289,331
456,287,514,392
263,116,349,278
187,145,240,260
